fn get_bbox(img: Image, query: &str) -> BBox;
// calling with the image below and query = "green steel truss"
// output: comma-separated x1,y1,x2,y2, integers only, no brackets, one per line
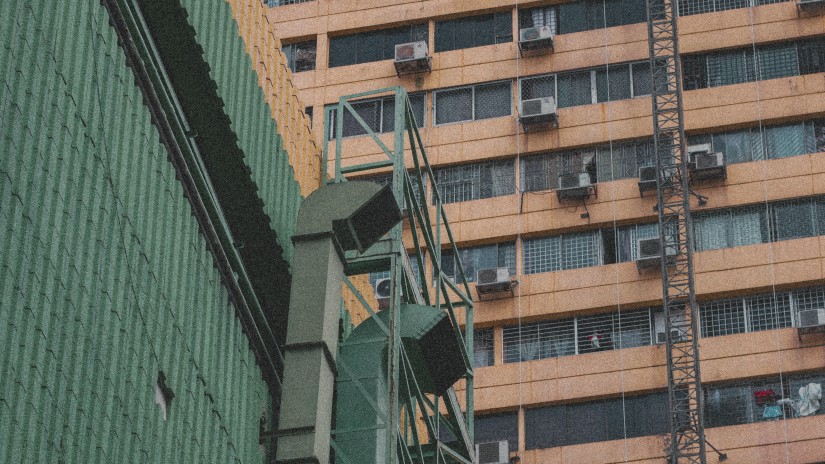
324,87,475,464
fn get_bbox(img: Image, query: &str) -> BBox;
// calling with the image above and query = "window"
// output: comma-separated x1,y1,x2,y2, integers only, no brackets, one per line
438,242,516,282
368,254,423,293
683,38,825,90
688,119,825,163
434,81,511,125
329,23,428,67
679,0,791,17
326,93,426,139
520,138,654,191
557,0,647,34
522,222,661,274
693,196,825,252
503,308,654,363
433,160,514,204
475,412,518,451
525,392,669,448
518,6,559,33
435,11,513,52
474,329,495,367
267,0,313,6
705,372,825,428
699,287,825,338
282,41,316,72
519,61,650,111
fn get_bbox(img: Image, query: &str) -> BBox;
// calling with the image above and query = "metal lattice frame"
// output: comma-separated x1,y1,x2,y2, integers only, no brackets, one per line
645,0,707,462
324,87,475,464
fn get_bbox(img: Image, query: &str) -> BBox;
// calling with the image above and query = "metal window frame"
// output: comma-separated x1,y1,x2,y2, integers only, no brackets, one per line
433,80,513,127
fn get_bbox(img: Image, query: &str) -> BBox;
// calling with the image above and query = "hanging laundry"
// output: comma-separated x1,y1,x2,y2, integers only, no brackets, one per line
797,383,822,417
753,389,777,406
588,332,603,349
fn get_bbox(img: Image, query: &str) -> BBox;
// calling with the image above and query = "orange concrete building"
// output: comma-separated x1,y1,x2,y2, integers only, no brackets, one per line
267,0,825,462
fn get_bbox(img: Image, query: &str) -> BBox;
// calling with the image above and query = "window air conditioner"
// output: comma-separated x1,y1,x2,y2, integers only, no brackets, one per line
636,237,677,270
556,172,594,202
475,440,508,464
797,308,825,328
518,25,554,53
394,41,431,76
798,0,825,11
638,165,658,196
518,97,558,131
688,143,726,181
475,267,514,299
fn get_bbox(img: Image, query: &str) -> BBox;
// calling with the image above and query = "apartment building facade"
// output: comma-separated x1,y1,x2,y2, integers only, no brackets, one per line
268,0,825,462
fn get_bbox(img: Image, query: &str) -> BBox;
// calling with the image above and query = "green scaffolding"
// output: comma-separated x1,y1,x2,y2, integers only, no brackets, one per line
325,87,476,464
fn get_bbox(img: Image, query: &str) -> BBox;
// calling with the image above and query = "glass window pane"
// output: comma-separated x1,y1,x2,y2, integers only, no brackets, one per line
475,413,518,452
632,62,652,96
694,211,730,251
474,82,512,120
409,93,426,128
682,54,708,90
329,35,358,67
758,43,800,80
712,129,755,164
356,30,384,64
772,199,815,241
799,39,825,75
435,88,473,124
520,75,555,101
764,123,807,159
557,71,593,107
473,329,495,367
705,385,754,427
747,293,792,332
494,11,514,43
434,20,455,52
730,206,767,247
596,65,632,102
558,1,590,34
707,49,755,87
342,100,380,137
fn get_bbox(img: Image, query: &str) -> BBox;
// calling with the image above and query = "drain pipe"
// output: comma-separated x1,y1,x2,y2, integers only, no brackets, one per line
275,182,401,464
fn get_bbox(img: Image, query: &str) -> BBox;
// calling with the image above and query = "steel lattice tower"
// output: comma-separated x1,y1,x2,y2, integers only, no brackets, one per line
645,0,707,462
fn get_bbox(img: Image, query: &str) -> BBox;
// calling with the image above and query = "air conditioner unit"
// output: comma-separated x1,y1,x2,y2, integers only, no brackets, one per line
636,237,677,270
475,267,514,299
375,277,392,310
475,440,508,464
638,165,658,196
518,97,558,131
654,312,683,343
688,143,726,181
518,25,554,54
798,308,825,328
556,172,594,202
394,41,431,76
798,0,825,11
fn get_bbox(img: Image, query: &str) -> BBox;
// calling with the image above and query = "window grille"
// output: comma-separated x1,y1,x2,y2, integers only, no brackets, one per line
519,61,649,111
474,329,495,367
438,242,516,282
519,138,652,190
329,23,428,68
522,236,561,275
694,204,768,251
679,0,791,16
435,12,513,52
683,38,825,90
700,299,746,337
746,293,792,332
525,392,669,448
434,81,512,125
282,41,316,72
326,93,425,139
518,6,559,32
433,160,514,203
503,319,576,363
576,310,652,353
792,287,825,312
705,371,825,428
